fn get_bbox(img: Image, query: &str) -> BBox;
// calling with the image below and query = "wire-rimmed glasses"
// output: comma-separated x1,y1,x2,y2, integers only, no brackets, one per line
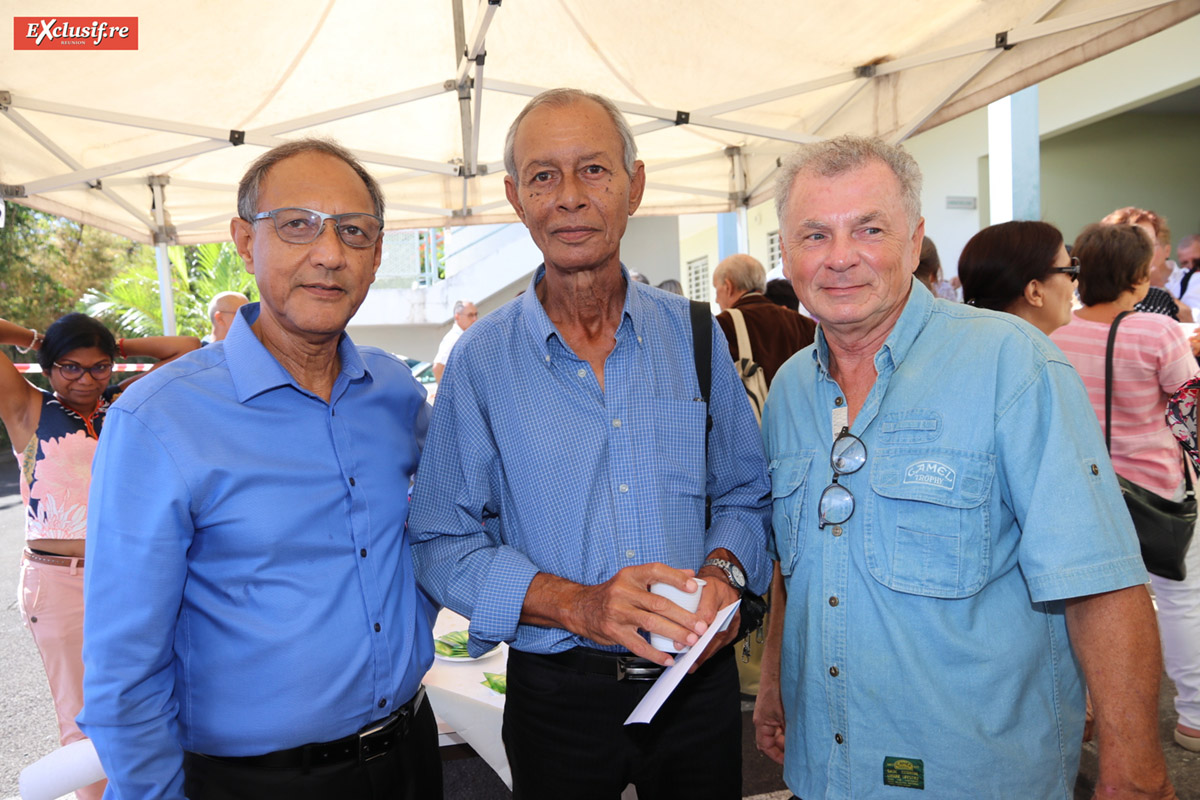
818,426,867,529
251,207,384,249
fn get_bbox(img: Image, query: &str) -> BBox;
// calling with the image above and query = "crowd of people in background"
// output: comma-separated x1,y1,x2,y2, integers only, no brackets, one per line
6,85,1200,800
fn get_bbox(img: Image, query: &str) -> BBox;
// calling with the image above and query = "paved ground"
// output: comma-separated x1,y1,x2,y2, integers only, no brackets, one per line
0,444,1198,799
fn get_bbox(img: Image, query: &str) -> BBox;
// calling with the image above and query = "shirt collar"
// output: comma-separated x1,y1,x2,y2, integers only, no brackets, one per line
224,302,367,403
813,277,932,375
521,263,642,359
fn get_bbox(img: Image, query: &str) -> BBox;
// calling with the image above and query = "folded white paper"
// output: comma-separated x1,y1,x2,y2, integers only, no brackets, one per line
624,599,740,725
19,738,106,800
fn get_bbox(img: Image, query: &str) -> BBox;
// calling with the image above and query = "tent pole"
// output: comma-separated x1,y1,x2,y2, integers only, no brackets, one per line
150,178,178,336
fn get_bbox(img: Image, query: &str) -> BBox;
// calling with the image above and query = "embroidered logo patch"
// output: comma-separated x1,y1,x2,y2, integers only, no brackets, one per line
903,460,955,490
884,756,924,789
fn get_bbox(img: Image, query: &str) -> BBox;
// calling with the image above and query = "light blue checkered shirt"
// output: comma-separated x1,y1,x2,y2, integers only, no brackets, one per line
410,265,772,656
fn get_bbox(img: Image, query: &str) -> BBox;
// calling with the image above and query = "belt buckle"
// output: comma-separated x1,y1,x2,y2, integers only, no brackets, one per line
357,713,397,763
616,656,661,681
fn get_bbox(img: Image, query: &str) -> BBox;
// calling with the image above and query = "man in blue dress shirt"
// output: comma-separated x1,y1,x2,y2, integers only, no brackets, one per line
81,139,439,799
754,135,1175,799
409,88,772,799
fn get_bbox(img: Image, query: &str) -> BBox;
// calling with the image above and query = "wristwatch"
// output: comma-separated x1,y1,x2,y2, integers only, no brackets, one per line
702,558,746,592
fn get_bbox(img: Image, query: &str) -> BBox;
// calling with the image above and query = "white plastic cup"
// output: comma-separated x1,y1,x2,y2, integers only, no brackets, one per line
648,578,706,653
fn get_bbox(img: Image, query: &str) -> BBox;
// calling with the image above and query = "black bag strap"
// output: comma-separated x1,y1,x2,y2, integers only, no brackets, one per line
1182,268,1200,300
1105,309,1194,494
1103,311,1133,454
689,300,714,527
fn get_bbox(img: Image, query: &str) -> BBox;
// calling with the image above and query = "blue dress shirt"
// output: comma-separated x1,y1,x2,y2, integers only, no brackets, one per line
409,265,772,656
80,304,434,799
762,281,1147,799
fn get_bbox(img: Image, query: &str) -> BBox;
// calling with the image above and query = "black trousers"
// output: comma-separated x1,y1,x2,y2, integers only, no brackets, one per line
182,698,442,800
502,645,741,800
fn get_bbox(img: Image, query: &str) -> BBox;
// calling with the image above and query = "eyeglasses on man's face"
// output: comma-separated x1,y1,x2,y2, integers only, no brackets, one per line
1047,256,1080,280
818,426,867,529
54,361,114,381
251,207,384,249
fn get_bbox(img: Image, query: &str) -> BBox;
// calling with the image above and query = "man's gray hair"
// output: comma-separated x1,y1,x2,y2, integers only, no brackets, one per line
1180,234,1200,252
207,291,249,322
714,254,766,294
453,299,471,316
237,137,386,221
504,88,638,181
774,135,923,231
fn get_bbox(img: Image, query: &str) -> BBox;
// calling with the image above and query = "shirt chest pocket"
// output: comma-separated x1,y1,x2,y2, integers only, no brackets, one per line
865,447,995,599
768,453,815,577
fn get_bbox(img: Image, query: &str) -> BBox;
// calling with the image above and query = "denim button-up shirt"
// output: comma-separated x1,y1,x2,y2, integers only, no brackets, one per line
762,281,1146,800
410,265,772,656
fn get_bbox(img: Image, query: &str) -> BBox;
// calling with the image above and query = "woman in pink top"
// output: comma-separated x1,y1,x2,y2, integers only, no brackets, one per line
1051,223,1200,752
1,314,198,799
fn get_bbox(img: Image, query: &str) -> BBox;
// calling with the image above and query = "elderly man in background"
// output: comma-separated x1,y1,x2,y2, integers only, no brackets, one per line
431,299,477,382
81,139,439,800
410,88,771,799
713,253,815,387
206,290,249,342
754,135,1175,799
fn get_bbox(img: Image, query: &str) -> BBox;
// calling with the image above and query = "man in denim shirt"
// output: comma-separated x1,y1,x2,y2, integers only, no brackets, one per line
754,135,1176,799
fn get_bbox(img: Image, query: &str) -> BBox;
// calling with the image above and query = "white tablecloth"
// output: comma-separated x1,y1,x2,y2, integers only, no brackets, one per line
425,610,512,789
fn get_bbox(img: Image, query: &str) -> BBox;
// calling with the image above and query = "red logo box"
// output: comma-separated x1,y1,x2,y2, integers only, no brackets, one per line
14,17,138,50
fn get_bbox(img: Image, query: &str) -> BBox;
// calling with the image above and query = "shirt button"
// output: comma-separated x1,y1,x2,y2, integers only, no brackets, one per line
577,368,586,378
625,549,635,559
637,336,643,343
1091,464,1099,475
619,484,629,493
374,622,381,632
835,396,844,406
379,698,387,708
349,477,356,487
829,665,839,677
831,525,843,537
360,548,367,558
829,596,839,607
612,418,621,428
835,733,844,744
545,355,550,362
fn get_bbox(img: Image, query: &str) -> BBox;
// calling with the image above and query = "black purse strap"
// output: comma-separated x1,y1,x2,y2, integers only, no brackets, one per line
688,300,714,527
1103,311,1133,454
1104,309,1194,493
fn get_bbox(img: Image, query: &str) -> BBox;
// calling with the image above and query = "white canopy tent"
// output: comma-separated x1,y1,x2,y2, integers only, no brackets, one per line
3,0,1198,324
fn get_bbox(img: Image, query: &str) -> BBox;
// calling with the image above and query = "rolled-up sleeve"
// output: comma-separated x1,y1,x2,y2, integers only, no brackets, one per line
409,355,540,656
80,408,194,800
998,360,1147,602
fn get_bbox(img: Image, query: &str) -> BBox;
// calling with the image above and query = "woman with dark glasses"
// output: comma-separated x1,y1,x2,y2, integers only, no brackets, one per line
0,313,197,799
958,220,1077,336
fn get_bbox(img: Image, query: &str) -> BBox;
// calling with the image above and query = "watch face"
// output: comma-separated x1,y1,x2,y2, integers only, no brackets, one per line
729,564,746,589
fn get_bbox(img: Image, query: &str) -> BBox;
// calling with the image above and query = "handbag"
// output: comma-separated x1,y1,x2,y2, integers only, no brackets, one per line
1105,310,1196,581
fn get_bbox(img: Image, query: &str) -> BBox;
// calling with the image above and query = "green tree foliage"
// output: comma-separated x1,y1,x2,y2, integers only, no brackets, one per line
83,242,258,339
0,201,131,333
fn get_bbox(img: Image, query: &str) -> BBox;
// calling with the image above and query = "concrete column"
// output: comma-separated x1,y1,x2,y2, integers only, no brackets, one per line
987,85,1041,223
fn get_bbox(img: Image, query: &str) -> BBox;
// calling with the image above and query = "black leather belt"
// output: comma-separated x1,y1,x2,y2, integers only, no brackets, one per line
531,647,666,681
194,686,425,768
